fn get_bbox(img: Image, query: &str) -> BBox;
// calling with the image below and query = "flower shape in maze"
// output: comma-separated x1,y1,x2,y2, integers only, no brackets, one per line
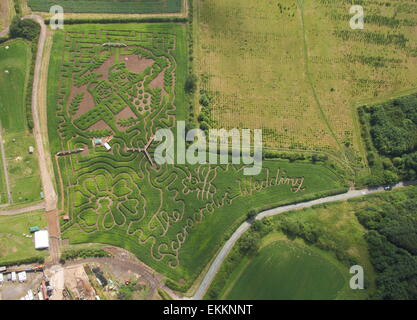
74,173,146,233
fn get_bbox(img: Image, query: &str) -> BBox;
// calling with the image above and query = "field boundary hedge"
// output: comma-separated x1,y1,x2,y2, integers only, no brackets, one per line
0,256,45,267
44,17,188,25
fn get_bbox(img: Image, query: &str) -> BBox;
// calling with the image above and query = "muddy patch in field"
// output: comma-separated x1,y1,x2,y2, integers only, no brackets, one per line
93,55,114,80
122,54,154,74
149,70,165,90
77,92,95,118
87,120,112,132
68,85,96,118
115,107,137,130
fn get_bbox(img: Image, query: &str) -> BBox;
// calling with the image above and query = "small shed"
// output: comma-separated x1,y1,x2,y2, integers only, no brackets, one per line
103,142,111,151
29,146,34,154
18,271,27,283
34,230,49,250
11,271,17,282
0,273,4,284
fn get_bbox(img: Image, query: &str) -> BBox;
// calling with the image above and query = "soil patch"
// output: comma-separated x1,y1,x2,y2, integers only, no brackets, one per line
87,120,112,131
93,55,114,80
122,54,154,74
149,69,165,90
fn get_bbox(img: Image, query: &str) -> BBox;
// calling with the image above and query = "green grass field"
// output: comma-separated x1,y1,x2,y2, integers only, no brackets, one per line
225,241,345,300
0,40,30,133
0,40,42,206
27,0,183,14
0,211,48,264
5,132,42,203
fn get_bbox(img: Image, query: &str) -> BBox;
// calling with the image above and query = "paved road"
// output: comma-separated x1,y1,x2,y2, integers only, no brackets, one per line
192,181,416,299
23,15,58,212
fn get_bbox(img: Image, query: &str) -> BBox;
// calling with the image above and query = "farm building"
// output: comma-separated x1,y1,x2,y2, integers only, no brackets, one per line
11,271,17,282
103,142,111,151
34,230,49,250
0,273,4,284
17,271,27,283
28,146,34,154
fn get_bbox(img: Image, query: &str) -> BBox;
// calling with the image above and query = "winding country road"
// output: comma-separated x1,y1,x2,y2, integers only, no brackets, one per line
192,181,417,299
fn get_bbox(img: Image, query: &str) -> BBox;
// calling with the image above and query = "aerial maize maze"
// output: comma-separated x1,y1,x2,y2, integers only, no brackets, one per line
47,23,343,287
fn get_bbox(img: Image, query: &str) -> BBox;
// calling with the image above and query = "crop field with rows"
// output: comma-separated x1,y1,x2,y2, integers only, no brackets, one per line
46,23,345,287
27,0,183,14
196,0,417,172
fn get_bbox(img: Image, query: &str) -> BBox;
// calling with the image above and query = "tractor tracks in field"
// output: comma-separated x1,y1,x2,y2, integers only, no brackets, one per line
296,0,348,166
0,123,12,204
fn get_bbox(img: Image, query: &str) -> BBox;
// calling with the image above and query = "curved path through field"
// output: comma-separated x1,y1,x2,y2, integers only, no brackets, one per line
192,181,417,299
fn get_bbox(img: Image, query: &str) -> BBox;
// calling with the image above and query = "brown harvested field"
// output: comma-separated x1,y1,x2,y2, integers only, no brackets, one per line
122,54,154,74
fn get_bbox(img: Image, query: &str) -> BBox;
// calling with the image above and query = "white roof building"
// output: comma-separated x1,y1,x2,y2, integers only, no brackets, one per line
11,271,17,282
0,273,4,284
18,271,27,283
34,230,49,250
103,142,111,151
22,290,34,300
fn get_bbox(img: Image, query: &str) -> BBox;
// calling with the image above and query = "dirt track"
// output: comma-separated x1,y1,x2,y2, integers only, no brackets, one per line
24,15,58,213
0,201,46,215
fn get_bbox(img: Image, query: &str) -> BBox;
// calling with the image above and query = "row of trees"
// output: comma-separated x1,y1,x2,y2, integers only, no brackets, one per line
359,94,417,186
